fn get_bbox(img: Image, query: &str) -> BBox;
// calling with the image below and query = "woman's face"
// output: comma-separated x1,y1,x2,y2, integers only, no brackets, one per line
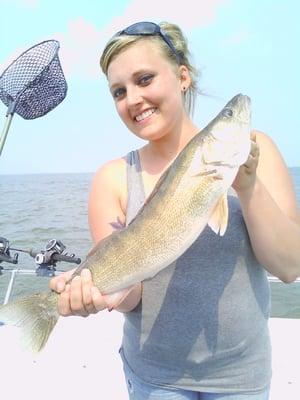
107,40,189,142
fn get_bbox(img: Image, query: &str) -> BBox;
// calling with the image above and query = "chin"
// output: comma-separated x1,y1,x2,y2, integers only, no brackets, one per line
132,125,169,141
135,132,166,142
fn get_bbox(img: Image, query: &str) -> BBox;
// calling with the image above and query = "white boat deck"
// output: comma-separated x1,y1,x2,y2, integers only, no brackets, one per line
0,313,299,399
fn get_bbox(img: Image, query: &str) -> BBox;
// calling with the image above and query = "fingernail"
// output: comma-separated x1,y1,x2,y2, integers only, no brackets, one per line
81,269,90,278
91,286,99,298
57,281,65,292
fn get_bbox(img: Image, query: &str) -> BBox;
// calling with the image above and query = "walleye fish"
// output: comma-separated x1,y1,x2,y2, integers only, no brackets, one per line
0,94,251,352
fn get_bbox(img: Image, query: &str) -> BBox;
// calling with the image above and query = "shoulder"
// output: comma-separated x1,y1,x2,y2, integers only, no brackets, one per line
91,156,128,210
253,129,299,222
253,130,295,184
254,129,279,152
253,129,286,169
91,157,128,197
88,157,129,242
94,157,127,183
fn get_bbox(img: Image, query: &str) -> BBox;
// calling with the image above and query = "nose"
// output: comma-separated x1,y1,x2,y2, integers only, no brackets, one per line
126,85,143,108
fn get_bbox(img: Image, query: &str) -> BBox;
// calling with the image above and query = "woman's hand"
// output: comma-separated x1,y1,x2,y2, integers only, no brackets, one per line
49,268,107,317
232,131,260,194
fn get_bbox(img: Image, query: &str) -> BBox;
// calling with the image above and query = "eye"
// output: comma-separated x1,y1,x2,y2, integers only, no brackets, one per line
113,87,126,99
138,74,154,86
223,108,233,118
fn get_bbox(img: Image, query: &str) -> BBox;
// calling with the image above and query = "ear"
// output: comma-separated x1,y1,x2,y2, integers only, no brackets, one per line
179,65,191,91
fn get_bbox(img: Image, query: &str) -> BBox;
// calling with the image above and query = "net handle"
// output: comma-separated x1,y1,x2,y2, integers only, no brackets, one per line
0,113,14,156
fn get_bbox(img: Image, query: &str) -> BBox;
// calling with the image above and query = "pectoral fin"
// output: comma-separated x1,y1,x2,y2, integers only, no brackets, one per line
188,146,205,176
188,146,223,178
208,193,229,236
188,141,230,179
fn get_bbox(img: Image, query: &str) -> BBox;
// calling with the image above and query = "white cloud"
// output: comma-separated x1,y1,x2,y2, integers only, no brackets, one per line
54,18,103,79
113,0,227,29
56,0,228,79
1,0,228,80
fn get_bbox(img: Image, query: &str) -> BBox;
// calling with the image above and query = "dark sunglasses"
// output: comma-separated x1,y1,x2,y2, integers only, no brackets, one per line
116,21,181,64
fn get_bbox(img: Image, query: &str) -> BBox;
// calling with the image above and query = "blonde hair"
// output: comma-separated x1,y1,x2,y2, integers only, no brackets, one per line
100,21,199,115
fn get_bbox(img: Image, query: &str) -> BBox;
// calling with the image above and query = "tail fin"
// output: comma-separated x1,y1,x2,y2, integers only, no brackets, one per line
0,291,59,353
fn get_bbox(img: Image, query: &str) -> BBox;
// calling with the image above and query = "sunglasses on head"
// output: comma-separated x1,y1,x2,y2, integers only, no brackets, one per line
116,21,181,64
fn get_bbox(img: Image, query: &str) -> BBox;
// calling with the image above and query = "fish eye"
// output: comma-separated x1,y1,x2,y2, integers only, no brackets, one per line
223,108,233,117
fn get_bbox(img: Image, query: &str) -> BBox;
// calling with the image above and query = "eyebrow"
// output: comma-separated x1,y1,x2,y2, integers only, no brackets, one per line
109,68,155,92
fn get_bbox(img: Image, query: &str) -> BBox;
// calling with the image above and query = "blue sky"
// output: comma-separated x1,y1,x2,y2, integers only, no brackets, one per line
0,0,299,174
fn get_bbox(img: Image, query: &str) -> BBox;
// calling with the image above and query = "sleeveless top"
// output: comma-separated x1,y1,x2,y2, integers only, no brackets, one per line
121,150,272,394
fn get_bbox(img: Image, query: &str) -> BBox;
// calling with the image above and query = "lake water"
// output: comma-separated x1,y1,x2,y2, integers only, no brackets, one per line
0,168,300,317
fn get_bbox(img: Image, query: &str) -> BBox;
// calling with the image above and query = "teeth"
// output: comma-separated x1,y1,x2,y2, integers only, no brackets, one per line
135,108,156,122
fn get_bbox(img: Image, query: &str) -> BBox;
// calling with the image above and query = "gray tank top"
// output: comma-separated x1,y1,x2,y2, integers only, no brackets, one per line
121,150,271,394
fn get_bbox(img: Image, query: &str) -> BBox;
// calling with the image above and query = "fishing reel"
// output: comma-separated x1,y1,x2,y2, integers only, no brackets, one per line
34,239,66,266
0,237,19,271
30,239,81,277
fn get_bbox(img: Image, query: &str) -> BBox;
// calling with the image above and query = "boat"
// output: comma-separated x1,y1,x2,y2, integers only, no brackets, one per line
0,266,299,400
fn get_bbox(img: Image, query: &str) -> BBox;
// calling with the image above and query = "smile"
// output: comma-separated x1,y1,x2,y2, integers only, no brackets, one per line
135,108,156,122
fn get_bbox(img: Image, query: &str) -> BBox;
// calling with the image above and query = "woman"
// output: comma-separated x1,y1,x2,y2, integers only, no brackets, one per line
50,21,300,399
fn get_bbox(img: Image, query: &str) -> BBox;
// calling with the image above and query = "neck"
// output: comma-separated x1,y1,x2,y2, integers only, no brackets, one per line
139,117,199,175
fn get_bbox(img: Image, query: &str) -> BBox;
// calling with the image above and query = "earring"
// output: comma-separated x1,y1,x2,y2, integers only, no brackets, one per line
182,86,186,92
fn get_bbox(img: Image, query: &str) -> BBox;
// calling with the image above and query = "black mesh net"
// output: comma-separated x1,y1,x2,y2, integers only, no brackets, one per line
0,40,67,119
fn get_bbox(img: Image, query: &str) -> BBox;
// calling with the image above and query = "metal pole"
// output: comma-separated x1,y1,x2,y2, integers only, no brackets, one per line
0,113,14,156
3,269,18,305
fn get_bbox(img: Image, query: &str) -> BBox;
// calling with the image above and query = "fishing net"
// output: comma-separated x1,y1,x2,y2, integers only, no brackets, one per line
0,40,67,119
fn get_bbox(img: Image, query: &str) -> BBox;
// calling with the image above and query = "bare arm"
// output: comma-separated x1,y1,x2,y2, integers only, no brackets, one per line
50,158,142,316
233,130,300,283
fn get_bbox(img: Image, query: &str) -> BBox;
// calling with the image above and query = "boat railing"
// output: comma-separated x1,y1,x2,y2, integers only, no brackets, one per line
268,276,300,283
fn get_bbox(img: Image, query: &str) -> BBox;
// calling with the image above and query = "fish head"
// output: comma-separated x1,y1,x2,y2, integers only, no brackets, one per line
203,94,251,167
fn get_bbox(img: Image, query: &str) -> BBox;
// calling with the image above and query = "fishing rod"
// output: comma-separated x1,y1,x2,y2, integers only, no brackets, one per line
0,237,81,276
0,237,81,306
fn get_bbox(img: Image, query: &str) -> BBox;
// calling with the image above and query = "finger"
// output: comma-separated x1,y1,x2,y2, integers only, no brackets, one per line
243,154,259,172
250,131,256,142
49,276,67,293
91,286,107,312
63,268,78,283
49,276,58,291
250,140,260,157
49,268,76,293
58,284,72,316
69,276,88,316
81,269,98,314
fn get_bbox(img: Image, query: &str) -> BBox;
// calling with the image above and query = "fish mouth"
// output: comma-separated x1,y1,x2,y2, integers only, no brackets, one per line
134,107,157,123
224,94,251,124
228,93,251,106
